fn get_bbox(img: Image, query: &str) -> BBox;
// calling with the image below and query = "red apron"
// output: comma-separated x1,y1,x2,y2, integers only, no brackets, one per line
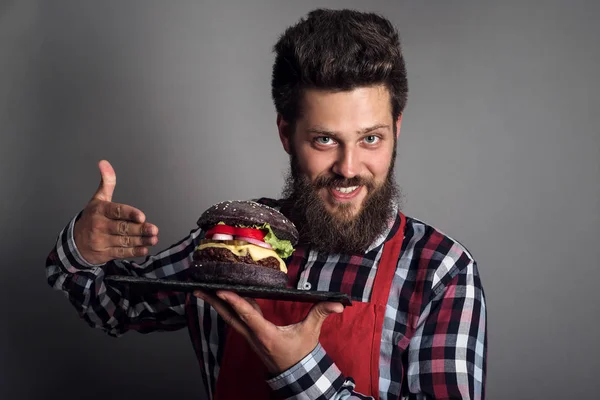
214,213,406,399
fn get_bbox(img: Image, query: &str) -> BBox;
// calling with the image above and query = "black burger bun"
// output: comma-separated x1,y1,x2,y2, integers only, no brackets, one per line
189,261,288,288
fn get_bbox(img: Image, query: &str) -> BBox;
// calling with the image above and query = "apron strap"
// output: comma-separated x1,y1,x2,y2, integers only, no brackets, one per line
371,212,406,305
368,212,406,398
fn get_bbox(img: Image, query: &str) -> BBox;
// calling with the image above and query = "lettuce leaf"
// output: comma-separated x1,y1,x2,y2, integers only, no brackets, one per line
258,223,295,259
237,222,295,259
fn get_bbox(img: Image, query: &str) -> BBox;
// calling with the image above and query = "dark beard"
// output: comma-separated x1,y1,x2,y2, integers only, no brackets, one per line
280,149,400,254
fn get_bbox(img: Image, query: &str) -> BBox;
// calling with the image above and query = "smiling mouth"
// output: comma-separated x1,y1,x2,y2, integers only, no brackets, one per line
328,185,362,201
335,186,359,194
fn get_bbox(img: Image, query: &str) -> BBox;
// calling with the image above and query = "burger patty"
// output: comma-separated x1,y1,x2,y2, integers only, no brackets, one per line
194,247,281,271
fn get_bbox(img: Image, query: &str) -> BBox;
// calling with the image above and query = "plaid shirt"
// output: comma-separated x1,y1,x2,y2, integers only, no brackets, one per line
46,197,487,399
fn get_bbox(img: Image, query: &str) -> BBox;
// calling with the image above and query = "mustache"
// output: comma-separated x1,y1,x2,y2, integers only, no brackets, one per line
313,175,375,190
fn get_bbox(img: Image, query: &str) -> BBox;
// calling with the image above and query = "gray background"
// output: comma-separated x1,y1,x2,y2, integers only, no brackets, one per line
1,0,599,399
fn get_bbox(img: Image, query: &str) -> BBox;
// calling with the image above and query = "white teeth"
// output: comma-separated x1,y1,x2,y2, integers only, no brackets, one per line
335,186,359,194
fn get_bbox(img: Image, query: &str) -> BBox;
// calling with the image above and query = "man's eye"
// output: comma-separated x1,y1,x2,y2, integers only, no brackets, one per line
315,137,334,145
364,135,380,144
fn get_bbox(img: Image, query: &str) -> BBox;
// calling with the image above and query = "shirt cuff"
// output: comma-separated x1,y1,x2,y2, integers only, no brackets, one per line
266,343,345,399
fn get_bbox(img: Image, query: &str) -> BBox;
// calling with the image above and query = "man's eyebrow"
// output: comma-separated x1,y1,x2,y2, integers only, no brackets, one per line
307,124,391,136
306,126,337,136
358,124,390,134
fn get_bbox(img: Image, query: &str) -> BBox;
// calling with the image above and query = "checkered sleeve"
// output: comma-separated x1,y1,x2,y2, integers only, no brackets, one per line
405,261,487,400
45,212,203,337
266,344,373,400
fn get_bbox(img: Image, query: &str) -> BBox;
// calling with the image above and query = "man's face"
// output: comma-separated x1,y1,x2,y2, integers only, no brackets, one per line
279,85,401,253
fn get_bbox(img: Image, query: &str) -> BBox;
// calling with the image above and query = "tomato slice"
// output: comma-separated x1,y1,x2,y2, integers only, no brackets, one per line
235,227,266,241
206,224,236,238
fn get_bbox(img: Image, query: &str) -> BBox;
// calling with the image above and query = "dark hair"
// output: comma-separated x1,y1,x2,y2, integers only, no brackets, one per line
271,8,408,123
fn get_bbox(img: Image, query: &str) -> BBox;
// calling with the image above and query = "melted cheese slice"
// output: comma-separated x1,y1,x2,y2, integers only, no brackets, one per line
196,242,287,273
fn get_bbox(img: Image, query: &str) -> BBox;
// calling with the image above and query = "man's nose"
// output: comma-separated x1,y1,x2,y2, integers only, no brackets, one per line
332,147,359,178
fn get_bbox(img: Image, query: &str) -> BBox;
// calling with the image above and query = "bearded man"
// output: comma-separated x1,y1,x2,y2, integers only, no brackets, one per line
46,8,487,400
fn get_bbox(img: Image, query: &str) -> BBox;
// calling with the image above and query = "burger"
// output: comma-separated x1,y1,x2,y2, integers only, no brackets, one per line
190,200,298,288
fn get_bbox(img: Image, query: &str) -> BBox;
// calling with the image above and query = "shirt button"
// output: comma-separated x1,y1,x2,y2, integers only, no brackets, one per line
303,282,312,290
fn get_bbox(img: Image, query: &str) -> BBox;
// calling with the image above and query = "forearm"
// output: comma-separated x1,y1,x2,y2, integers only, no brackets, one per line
46,212,200,335
406,262,487,399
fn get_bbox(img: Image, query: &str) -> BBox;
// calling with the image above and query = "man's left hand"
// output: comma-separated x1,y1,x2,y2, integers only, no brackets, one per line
193,290,343,375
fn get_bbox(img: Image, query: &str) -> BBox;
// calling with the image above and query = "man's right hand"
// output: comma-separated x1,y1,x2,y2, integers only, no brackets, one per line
73,160,159,265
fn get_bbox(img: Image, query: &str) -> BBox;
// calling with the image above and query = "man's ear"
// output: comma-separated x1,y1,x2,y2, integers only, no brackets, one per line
395,114,403,139
277,114,292,155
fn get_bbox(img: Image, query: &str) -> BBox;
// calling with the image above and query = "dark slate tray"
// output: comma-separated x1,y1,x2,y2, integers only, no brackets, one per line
105,275,352,307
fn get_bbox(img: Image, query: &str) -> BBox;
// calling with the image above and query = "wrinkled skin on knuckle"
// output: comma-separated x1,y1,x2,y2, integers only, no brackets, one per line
113,204,122,219
118,220,128,235
115,247,125,258
120,235,131,247
127,247,137,258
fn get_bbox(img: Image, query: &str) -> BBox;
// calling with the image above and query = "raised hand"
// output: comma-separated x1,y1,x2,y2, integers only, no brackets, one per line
73,160,159,265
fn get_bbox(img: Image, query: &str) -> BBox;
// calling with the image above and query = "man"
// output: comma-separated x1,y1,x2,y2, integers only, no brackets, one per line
46,8,487,400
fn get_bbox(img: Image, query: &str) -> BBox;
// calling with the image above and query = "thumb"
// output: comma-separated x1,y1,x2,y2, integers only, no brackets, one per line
93,159,116,202
303,301,344,333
